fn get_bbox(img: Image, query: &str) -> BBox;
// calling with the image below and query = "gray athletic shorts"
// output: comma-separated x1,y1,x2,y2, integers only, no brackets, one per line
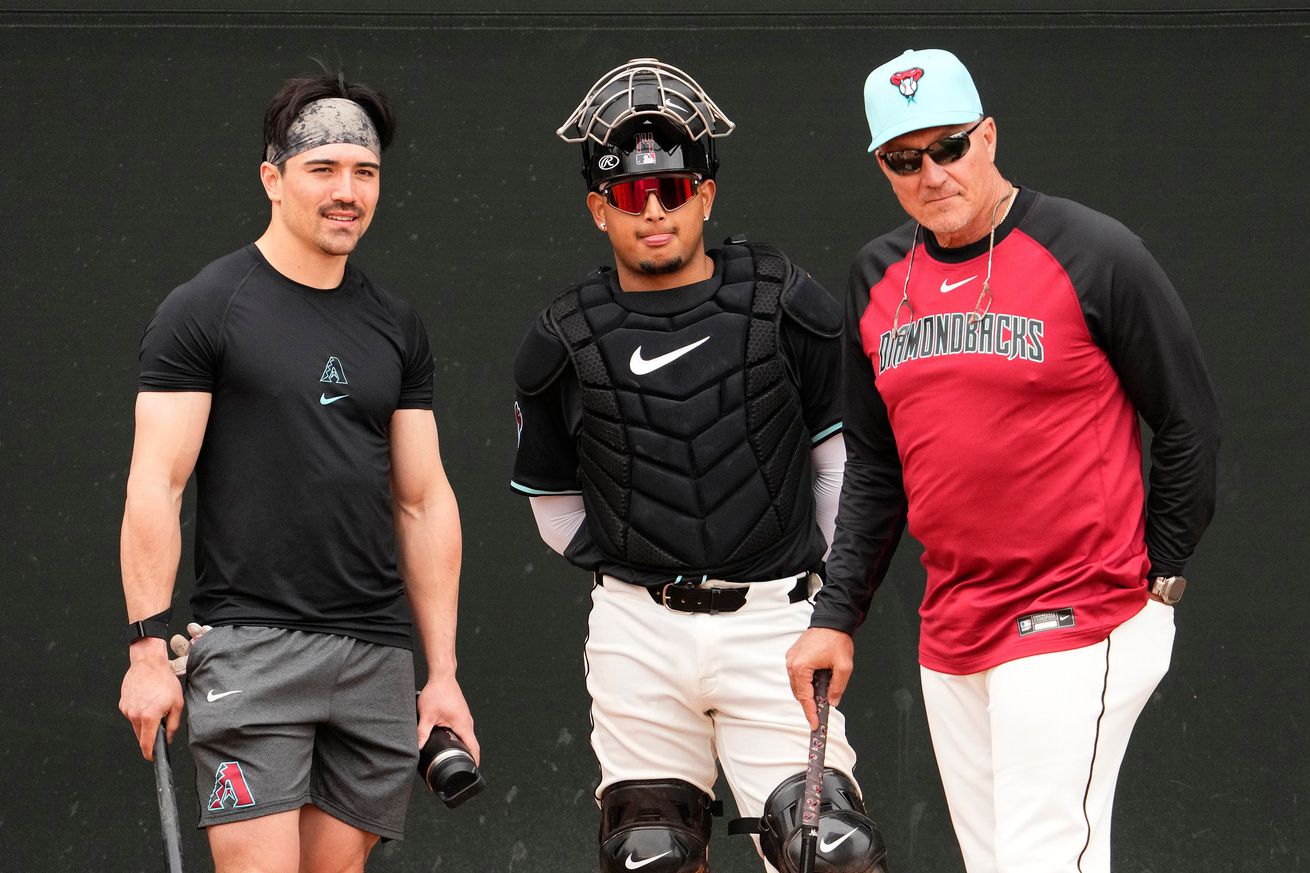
185,626,417,839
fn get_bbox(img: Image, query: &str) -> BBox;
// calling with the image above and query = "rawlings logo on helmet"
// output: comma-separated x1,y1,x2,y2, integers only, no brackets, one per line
890,67,924,102
597,154,620,171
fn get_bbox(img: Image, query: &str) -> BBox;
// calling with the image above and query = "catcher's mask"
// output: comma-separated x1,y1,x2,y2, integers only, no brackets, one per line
557,57,735,191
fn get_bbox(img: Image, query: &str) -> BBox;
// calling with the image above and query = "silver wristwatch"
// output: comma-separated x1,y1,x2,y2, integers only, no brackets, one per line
1150,575,1187,606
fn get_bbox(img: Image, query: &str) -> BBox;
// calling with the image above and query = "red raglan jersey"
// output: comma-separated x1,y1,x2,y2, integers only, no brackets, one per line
811,188,1220,674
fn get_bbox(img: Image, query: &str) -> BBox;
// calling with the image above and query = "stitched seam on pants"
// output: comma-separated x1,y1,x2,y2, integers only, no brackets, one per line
1077,638,1112,872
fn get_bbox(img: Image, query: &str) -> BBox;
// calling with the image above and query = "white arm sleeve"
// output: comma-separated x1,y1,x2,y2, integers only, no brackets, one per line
811,433,847,559
528,494,587,555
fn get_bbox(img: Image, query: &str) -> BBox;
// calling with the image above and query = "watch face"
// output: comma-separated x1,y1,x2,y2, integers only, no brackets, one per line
1154,575,1186,604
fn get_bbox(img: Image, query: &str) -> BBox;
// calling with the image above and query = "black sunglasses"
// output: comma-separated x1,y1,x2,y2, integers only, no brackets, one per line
878,119,984,176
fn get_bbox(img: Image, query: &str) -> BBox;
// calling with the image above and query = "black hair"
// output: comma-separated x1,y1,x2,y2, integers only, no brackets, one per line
262,70,395,163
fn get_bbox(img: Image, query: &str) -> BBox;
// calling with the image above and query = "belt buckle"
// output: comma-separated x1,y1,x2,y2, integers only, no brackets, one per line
660,582,685,613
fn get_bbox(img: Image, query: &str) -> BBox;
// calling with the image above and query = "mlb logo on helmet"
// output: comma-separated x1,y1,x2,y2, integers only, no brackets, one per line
634,131,658,165
863,48,984,153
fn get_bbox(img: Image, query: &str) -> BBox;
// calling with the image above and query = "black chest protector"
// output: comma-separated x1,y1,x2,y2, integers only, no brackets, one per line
547,244,817,582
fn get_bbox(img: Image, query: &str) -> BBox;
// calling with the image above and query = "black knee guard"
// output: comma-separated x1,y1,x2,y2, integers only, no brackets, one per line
729,769,890,873
598,779,717,873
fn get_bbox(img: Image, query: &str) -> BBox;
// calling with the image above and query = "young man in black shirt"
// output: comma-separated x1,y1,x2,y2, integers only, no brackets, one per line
117,73,476,872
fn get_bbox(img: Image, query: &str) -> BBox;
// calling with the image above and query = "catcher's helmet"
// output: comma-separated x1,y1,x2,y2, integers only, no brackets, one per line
557,58,735,190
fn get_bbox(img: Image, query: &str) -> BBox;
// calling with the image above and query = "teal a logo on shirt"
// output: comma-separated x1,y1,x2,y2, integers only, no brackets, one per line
319,356,349,385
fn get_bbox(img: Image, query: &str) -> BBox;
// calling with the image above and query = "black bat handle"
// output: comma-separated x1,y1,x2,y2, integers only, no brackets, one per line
153,724,185,873
799,669,833,873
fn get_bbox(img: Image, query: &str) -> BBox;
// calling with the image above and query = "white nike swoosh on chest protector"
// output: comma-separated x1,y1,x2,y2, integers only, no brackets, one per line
629,336,711,375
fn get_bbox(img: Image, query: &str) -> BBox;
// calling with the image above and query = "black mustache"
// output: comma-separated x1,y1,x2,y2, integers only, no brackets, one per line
319,202,362,218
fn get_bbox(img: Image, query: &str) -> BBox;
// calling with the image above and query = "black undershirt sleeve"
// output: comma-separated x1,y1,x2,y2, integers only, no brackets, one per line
809,258,909,635
511,315,582,494
779,272,844,441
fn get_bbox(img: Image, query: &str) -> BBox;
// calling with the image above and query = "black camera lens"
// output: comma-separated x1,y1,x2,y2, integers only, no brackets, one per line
417,726,484,809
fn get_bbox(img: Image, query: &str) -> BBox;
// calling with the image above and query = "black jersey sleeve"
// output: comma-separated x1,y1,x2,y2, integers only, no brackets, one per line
780,269,844,444
809,246,910,635
511,314,582,495
1028,196,1221,577
397,300,435,410
138,269,239,392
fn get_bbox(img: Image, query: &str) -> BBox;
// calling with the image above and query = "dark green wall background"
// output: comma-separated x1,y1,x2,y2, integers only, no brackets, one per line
2,6,1306,872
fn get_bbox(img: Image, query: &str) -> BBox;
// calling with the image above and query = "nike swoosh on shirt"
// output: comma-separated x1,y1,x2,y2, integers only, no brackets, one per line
939,276,977,294
207,690,243,702
820,827,860,852
629,337,710,375
319,393,350,405
625,851,672,869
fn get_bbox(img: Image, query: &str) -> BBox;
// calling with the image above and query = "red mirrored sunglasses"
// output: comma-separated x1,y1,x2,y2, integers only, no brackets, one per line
601,175,700,215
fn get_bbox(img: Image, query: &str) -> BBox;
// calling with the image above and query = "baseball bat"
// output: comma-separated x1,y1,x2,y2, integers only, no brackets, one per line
153,724,185,873
798,669,832,873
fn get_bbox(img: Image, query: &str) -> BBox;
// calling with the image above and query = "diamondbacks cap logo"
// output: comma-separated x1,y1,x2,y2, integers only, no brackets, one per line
890,67,924,102
319,356,349,385
207,761,256,812
597,154,620,171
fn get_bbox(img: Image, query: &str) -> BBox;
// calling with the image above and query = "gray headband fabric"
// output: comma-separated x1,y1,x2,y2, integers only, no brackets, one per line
265,97,381,165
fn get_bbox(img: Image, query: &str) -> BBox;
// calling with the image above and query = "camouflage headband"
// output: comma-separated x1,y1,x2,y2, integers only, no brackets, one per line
265,97,381,165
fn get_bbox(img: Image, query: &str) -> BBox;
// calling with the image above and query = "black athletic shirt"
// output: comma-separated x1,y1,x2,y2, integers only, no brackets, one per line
511,248,844,585
138,244,434,648
812,188,1221,673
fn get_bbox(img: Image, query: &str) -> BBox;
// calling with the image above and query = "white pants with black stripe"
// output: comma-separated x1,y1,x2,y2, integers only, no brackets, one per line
586,573,859,872
920,599,1175,873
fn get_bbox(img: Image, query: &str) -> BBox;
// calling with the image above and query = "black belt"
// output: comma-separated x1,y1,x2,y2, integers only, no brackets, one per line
596,574,811,614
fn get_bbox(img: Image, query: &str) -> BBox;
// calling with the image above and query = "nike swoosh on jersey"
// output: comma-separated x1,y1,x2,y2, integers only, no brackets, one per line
625,851,672,870
939,276,977,294
820,827,860,852
207,690,243,702
629,336,711,375
319,393,350,405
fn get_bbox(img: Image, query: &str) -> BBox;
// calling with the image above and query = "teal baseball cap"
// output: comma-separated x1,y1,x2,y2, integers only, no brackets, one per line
863,49,983,152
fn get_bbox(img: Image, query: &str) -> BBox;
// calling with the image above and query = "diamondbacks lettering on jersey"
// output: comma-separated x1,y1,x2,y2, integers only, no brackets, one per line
877,311,1045,373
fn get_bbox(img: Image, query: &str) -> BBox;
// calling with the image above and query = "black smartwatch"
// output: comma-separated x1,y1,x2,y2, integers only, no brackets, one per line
126,610,172,646
1149,575,1187,606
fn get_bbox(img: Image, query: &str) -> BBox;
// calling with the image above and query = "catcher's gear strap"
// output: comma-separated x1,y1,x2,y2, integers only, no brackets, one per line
731,769,890,873
514,306,575,396
780,267,843,339
598,779,722,873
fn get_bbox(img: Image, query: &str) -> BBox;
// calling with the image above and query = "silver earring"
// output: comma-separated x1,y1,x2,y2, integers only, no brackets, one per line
703,215,709,222
600,222,607,231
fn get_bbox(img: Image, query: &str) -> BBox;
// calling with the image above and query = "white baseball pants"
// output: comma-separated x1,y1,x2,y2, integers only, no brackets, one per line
920,599,1175,873
586,573,859,870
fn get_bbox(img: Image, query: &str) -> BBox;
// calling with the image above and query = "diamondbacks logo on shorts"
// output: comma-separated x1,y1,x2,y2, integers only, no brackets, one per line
890,67,924,102
207,761,256,812
319,356,349,385
514,400,523,448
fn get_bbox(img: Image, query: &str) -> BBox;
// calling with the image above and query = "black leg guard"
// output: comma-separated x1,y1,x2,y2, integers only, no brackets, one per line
599,779,716,873
728,769,890,873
